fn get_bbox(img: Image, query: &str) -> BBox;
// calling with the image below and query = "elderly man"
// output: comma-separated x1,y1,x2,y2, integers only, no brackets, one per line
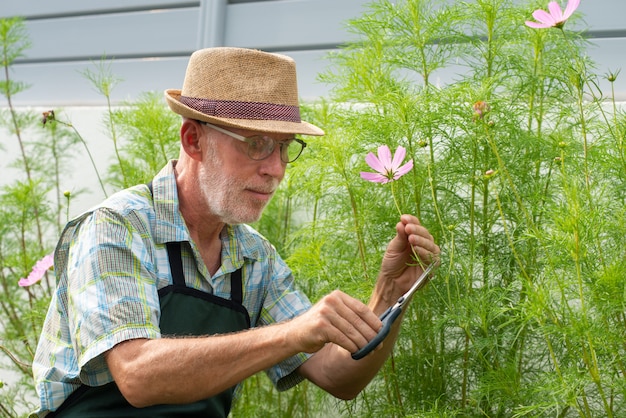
32,47,440,417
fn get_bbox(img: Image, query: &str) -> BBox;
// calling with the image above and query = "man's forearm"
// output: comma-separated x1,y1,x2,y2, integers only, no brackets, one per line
106,322,298,407
298,270,418,400
297,315,403,400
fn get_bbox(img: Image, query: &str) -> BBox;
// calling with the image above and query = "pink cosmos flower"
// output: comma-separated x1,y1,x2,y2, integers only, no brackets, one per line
525,0,580,29
360,145,414,184
18,253,54,287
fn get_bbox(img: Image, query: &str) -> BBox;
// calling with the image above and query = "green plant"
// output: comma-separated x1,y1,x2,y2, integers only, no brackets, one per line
242,0,625,416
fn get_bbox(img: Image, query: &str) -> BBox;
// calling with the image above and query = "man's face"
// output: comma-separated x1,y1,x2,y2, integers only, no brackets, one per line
196,124,289,225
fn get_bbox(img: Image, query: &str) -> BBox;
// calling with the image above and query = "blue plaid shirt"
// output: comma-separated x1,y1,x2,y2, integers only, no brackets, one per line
32,161,312,416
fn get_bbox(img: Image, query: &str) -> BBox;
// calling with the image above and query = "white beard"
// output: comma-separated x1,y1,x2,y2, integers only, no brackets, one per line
196,155,277,225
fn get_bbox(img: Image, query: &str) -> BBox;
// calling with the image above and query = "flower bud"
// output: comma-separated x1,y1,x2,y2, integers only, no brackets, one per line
42,110,56,126
473,101,490,120
606,69,619,82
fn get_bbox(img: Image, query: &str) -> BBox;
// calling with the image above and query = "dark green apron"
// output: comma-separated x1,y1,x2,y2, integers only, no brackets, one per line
49,241,251,417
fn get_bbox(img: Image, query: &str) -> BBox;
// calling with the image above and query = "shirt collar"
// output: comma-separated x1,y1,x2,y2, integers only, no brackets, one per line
150,161,189,245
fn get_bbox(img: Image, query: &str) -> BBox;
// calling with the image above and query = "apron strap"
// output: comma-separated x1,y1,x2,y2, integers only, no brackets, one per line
165,238,244,303
230,268,243,304
166,241,186,287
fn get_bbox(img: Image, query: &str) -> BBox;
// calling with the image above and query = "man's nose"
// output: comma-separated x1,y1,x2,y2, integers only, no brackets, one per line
259,145,286,179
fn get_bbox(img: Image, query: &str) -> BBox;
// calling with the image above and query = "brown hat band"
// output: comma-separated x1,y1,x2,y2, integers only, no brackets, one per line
179,96,301,122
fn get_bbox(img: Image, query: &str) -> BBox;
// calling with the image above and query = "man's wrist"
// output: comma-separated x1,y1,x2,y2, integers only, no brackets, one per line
369,276,400,314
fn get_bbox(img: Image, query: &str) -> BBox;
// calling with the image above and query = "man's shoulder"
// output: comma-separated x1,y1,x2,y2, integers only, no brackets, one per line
93,161,175,219
100,184,154,216
62,184,155,239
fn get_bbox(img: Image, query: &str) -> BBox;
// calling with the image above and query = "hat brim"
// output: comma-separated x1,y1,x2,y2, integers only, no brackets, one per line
165,89,324,136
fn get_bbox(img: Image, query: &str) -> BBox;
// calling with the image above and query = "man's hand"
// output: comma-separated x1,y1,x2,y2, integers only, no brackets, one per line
376,215,440,303
286,290,383,355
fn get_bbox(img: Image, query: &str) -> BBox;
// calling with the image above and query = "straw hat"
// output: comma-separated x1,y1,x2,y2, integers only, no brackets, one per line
165,47,324,136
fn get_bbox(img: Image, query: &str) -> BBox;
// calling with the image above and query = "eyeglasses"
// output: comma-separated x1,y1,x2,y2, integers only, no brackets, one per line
201,121,307,163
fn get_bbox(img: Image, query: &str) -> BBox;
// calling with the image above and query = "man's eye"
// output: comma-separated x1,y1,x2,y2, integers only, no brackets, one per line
248,137,264,150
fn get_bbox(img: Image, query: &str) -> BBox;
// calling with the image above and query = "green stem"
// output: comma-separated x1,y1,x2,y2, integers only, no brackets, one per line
106,93,128,187
65,192,71,223
0,343,30,374
0,399,16,418
481,145,490,287
461,329,470,410
390,181,402,217
346,185,369,278
55,119,108,198
424,141,446,238
489,182,530,281
603,78,626,173
389,353,404,415
2,43,45,256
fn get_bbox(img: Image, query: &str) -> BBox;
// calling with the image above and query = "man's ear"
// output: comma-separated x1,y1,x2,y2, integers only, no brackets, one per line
180,119,204,160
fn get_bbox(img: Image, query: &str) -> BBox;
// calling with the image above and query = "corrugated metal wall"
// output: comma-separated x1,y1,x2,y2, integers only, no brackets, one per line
1,0,370,106
1,0,625,106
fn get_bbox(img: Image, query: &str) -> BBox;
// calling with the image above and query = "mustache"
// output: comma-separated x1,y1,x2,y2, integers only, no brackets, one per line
246,180,279,194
